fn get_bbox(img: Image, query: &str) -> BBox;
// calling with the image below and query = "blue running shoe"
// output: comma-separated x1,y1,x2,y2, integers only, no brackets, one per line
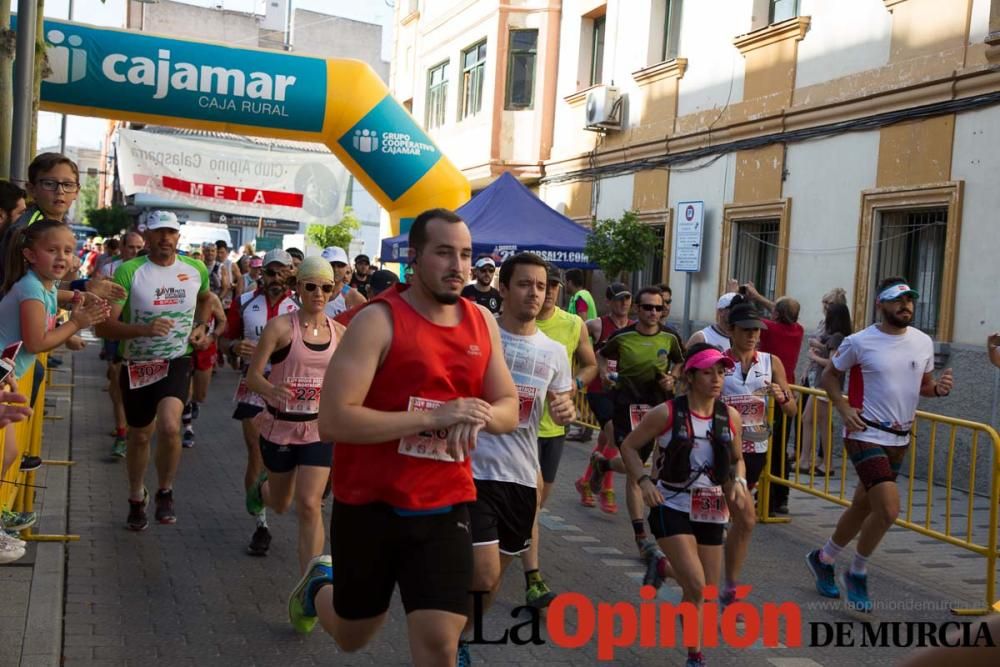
840,571,872,613
684,655,705,667
805,549,840,598
457,640,472,667
288,554,332,634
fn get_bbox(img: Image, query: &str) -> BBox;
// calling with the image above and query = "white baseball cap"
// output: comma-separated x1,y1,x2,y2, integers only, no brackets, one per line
321,246,350,265
145,210,180,231
717,292,740,310
474,257,496,269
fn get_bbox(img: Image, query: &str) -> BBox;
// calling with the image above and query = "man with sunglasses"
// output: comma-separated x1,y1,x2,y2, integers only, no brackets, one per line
589,285,684,581
461,256,502,314
222,249,300,556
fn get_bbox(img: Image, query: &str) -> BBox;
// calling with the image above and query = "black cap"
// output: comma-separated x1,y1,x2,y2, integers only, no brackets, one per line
355,254,371,264
546,264,563,285
369,269,399,296
728,304,768,330
606,282,631,300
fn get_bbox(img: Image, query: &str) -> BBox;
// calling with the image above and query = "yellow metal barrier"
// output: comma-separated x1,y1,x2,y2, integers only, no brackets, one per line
756,383,1000,616
573,389,601,432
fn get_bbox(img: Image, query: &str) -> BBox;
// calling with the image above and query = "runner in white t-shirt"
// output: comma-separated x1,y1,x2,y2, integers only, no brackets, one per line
806,278,954,613
95,211,213,531
457,253,574,666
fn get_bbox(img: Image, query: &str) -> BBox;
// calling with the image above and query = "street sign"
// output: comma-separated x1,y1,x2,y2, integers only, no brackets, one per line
673,201,705,273
254,236,281,252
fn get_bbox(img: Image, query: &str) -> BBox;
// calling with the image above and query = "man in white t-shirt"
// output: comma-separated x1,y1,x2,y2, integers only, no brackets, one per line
805,277,954,613
457,252,574,665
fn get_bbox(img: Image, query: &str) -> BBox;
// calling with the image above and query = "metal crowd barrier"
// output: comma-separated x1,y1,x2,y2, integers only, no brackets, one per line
756,383,1000,616
0,352,79,542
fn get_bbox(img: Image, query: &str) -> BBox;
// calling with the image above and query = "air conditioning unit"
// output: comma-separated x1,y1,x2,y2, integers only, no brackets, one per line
585,85,622,130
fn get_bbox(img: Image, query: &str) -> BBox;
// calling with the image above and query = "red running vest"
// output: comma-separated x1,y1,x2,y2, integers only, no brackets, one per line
333,284,492,510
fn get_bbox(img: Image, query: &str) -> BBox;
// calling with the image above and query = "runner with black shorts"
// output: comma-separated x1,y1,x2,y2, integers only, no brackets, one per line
458,252,575,664
621,343,747,667
720,304,796,605
806,278,953,613
286,208,518,666
220,249,299,556
588,286,683,574
576,282,633,511
521,264,597,608
95,211,212,531
245,256,343,576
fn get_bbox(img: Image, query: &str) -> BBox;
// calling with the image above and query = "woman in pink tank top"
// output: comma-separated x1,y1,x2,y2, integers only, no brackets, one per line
246,257,345,574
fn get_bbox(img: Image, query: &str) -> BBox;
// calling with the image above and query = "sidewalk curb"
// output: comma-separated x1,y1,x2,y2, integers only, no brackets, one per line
19,358,73,667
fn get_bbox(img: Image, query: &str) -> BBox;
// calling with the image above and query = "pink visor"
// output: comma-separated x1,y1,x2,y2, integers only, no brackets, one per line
684,348,736,372
249,258,263,268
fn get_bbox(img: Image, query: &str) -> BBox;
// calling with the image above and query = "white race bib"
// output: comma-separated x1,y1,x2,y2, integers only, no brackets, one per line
690,486,729,524
516,384,538,428
127,360,168,389
398,397,458,462
284,376,322,414
629,403,653,431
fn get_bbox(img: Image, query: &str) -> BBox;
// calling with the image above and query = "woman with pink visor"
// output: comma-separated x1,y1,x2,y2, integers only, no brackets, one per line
620,343,747,667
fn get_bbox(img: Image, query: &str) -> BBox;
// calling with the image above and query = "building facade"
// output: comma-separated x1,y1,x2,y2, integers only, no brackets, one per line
393,0,1000,427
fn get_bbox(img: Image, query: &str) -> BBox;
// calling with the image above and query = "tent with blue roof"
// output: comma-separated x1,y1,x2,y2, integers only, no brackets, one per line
379,172,595,268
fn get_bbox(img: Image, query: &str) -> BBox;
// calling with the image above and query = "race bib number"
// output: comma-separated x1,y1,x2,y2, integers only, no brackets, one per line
398,397,457,462
690,486,729,524
607,359,618,374
516,384,539,428
629,404,652,431
127,360,169,389
722,394,767,430
284,376,322,414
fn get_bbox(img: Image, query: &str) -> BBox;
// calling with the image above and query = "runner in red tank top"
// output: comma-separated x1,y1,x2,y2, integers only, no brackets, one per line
576,283,633,512
287,208,518,665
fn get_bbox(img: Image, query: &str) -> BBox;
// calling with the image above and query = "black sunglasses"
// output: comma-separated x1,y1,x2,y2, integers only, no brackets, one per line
264,268,284,278
664,299,672,305
639,304,664,312
303,282,334,294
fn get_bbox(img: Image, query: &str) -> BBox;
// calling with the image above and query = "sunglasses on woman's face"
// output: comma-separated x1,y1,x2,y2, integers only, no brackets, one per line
302,282,335,294
639,304,664,312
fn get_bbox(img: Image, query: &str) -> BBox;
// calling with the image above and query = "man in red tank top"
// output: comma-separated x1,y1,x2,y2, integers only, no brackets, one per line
287,208,519,665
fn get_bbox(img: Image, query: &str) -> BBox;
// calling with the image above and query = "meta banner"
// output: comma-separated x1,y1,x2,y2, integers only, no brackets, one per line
116,128,349,224
13,16,327,132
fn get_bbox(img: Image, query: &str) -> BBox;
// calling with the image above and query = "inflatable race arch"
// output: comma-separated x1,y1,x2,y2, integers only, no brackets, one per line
24,18,470,236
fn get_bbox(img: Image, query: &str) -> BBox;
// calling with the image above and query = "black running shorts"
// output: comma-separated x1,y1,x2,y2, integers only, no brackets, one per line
537,436,565,484
743,451,767,490
331,501,473,620
612,404,654,462
232,401,264,421
259,437,332,473
648,505,725,546
470,479,537,555
119,356,192,428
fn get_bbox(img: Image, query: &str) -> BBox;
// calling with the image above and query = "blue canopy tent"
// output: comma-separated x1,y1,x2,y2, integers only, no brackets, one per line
379,172,595,268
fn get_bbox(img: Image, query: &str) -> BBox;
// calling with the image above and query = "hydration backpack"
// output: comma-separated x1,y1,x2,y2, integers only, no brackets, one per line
653,394,735,487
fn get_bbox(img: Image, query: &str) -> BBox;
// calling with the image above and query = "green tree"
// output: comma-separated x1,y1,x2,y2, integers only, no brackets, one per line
583,209,659,281
306,206,360,251
85,204,131,238
78,175,98,215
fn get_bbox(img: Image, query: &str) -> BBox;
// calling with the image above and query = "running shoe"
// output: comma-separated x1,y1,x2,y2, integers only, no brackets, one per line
574,479,596,508
154,489,176,524
684,654,705,667
126,488,149,531
182,428,195,449
247,525,271,556
0,533,26,564
642,553,670,589
840,571,873,613
1,510,37,532
805,549,840,598
245,471,268,516
587,452,608,494
2,530,26,547
111,436,127,459
457,639,472,667
288,554,333,634
637,536,661,564
599,489,618,514
19,455,42,472
525,578,557,609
